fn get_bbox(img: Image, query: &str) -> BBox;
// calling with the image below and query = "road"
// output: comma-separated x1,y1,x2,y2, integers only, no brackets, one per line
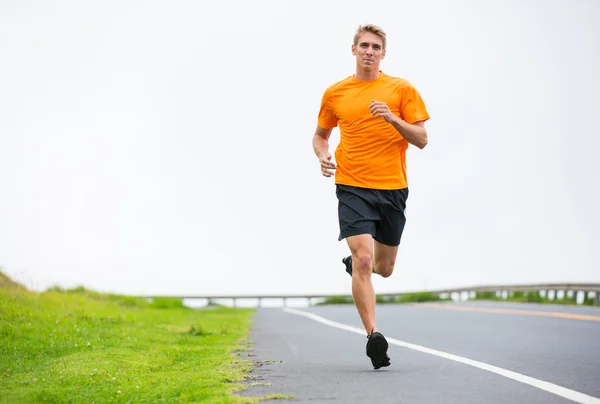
238,301,600,404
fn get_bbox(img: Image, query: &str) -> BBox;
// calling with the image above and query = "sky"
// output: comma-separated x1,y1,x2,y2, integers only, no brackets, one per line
1,0,599,298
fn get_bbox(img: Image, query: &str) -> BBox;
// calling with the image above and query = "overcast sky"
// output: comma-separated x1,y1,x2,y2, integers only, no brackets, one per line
1,0,599,297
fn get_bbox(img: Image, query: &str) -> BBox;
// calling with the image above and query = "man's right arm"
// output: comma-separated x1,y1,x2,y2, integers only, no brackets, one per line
312,126,336,177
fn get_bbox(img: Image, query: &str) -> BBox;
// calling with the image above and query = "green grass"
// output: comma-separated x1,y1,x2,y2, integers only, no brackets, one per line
387,292,451,304
315,295,355,305
0,273,288,403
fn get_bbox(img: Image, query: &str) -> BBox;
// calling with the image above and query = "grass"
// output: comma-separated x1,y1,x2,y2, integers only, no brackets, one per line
0,272,289,403
315,295,355,305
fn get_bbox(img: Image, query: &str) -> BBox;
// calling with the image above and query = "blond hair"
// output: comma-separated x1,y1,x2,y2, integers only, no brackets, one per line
353,24,387,49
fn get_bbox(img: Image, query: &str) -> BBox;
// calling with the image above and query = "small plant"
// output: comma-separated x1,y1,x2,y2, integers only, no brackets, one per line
151,297,187,309
188,324,210,336
583,295,596,306
376,295,396,304
475,291,499,300
317,295,354,305
394,292,448,303
524,291,544,303
512,291,525,299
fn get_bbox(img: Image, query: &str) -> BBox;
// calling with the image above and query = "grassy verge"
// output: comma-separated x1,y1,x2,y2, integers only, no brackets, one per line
0,273,286,403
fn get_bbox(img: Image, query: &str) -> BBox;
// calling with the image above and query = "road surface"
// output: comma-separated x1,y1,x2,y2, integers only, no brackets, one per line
238,301,600,403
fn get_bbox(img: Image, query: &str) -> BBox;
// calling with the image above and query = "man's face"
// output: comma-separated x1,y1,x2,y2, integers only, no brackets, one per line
352,32,386,72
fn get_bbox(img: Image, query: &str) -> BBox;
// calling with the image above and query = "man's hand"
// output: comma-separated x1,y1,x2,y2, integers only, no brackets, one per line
319,152,336,177
370,99,428,148
369,99,397,123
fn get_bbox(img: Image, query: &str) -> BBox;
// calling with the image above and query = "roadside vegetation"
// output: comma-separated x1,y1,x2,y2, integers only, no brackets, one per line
318,290,597,306
318,292,450,305
0,272,289,403
473,290,598,306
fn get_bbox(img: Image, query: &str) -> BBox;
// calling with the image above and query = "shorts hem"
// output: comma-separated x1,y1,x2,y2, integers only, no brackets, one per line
338,226,376,241
373,236,401,247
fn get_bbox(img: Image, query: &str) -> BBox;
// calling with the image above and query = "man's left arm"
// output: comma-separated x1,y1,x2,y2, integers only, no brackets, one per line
390,118,428,149
369,100,428,149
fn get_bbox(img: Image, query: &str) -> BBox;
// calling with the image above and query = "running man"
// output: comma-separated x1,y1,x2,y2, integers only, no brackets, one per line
312,24,430,369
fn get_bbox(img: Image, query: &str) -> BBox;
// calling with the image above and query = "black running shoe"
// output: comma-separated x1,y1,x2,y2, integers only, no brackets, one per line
366,331,391,370
342,256,353,276
343,256,376,277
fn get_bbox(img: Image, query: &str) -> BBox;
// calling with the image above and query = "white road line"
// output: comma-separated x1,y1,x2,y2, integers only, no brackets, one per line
282,307,600,404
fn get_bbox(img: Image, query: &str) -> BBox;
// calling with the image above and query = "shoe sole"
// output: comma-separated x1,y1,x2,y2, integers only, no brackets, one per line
366,333,390,370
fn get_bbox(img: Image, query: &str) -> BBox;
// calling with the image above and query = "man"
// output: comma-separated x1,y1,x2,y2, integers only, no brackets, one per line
312,24,429,370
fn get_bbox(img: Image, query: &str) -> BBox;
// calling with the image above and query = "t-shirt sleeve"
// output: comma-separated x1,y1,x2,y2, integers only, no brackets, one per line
400,84,430,124
317,88,338,129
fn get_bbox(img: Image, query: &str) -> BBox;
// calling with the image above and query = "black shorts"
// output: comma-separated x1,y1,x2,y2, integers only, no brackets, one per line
336,184,409,247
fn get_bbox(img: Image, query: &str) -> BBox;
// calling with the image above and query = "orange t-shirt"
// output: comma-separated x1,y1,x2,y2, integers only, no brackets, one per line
318,71,429,190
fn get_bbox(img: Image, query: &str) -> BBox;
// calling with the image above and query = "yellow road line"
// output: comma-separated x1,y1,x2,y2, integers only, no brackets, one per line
414,303,600,322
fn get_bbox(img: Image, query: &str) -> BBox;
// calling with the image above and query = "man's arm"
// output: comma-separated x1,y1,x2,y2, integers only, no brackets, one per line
312,126,336,177
389,119,428,149
369,100,428,149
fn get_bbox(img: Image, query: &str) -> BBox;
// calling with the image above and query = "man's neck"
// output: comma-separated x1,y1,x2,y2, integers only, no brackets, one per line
354,69,381,82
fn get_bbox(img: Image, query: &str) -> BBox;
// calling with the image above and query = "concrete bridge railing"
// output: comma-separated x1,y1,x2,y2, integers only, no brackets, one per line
142,283,600,307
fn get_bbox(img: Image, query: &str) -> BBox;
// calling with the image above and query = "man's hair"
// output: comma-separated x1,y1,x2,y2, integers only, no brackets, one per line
353,24,387,49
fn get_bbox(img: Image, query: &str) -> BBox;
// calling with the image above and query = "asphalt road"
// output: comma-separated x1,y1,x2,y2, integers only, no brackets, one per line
238,301,600,404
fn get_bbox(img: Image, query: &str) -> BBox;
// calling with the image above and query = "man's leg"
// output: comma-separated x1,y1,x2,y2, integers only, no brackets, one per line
373,240,399,278
344,241,397,278
347,233,392,370
346,233,377,334
347,239,398,333
372,187,408,278
336,185,392,369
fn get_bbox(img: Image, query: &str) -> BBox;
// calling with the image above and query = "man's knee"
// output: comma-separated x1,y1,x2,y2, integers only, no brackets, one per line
354,251,374,275
375,259,395,278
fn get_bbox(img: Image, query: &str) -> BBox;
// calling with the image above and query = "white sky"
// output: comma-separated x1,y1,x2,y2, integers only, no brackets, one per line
1,0,599,297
